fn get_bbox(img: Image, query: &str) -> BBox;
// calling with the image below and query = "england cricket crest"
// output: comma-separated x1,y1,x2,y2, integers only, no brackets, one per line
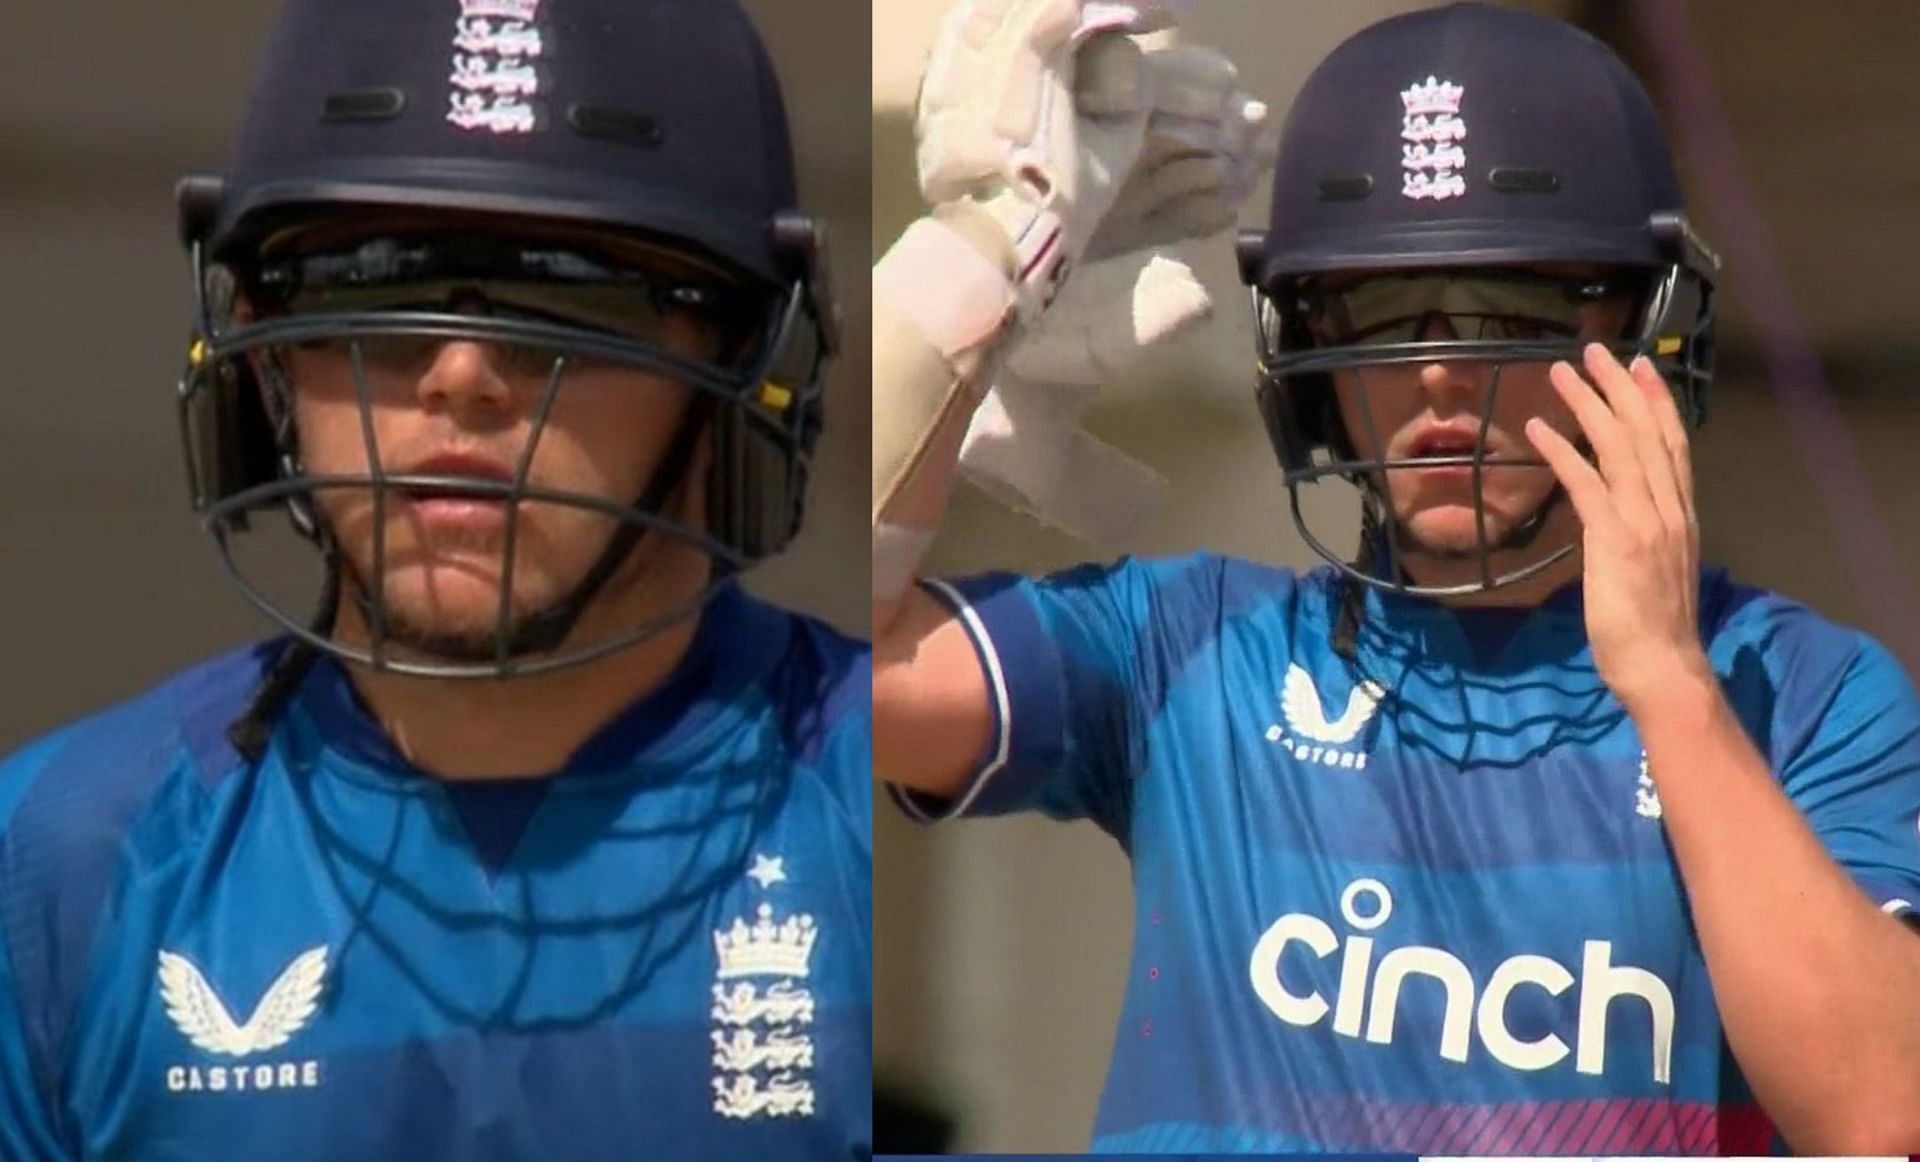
1400,76,1467,201
447,0,547,135
709,855,819,1121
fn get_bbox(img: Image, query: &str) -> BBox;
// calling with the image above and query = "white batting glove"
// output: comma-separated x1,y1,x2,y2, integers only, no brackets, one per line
916,0,1183,322
948,35,1273,544
958,249,1213,543
1005,248,1212,382
1089,45,1276,259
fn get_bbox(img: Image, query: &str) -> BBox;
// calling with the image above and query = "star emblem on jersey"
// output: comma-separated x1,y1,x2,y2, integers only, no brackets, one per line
746,853,788,890
1265,664,1386,770
156,946,328,1095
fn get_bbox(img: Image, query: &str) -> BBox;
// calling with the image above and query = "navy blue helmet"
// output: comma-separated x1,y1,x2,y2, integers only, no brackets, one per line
1236,2,1718,598
176,0,836,696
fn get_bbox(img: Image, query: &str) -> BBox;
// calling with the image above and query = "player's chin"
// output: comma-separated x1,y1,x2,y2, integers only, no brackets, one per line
1399,503,1528,556
337,505,626,647
378,553,576,618
362,584,560,666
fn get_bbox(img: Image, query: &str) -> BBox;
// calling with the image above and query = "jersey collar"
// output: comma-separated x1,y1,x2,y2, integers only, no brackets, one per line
285,580,789,781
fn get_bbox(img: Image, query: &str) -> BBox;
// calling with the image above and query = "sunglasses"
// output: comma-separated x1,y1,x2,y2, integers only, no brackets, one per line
247,235,764,371
1297,268,1643,346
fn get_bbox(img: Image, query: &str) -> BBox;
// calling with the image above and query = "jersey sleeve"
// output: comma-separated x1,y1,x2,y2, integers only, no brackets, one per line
890,553,1224,839
0,738,77,1161
0,928,70,1161
1774,633,1920,918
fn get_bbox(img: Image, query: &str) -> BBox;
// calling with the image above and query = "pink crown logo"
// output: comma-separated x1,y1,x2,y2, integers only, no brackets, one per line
1401,76,1465,118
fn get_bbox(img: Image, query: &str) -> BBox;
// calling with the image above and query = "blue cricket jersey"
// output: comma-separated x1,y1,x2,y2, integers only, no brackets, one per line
896,556,1920,1154
0,583,872,1161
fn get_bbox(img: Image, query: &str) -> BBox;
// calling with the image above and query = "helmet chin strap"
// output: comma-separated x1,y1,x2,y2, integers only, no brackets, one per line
228,549,340,762
1360,443,1589,583
510,398,715,655
1477,480,1570,555
1328,435,1590,662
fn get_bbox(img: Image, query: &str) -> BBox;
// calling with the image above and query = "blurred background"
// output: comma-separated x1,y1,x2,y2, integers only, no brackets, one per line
0,0,871,748
873,0,1920,1153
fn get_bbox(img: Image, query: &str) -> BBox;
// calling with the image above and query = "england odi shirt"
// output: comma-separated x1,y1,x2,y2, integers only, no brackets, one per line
897,557,1920,1154
0,583,871,1161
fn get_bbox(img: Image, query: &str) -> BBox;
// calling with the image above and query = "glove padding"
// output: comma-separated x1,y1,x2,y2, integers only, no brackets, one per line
914,0,1276,544
916,0,1183,321
957,249,1213,543
1088,45,1275,259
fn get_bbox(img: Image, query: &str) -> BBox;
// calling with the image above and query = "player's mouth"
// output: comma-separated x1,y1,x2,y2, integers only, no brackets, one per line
1399,425,1504,477
395,453,520,532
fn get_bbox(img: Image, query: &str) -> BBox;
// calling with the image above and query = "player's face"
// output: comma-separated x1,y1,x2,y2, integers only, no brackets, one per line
1326,265,1638,562
261,217,737,662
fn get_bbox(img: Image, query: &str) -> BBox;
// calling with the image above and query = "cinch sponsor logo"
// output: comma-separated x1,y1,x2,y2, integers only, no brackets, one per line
1248,879,1674,1084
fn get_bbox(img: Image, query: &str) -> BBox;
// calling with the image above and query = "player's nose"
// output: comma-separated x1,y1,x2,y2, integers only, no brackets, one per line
1417,359,1483,408
1413,313,1492,412
415,340,516,420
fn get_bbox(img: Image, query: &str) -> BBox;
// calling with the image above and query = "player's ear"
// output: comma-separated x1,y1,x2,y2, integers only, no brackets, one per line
226,291,297,439
228,292,273,387
680,423,714,531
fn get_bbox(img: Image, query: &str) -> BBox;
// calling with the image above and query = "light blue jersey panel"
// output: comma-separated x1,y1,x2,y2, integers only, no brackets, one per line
896,558,1920,1155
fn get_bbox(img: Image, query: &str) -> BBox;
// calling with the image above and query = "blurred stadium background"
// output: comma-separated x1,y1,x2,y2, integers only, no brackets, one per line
873,0,1920,1153
0,0,871,745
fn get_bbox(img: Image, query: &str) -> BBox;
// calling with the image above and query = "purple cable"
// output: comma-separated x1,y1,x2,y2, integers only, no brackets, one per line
1631,0,1920,662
